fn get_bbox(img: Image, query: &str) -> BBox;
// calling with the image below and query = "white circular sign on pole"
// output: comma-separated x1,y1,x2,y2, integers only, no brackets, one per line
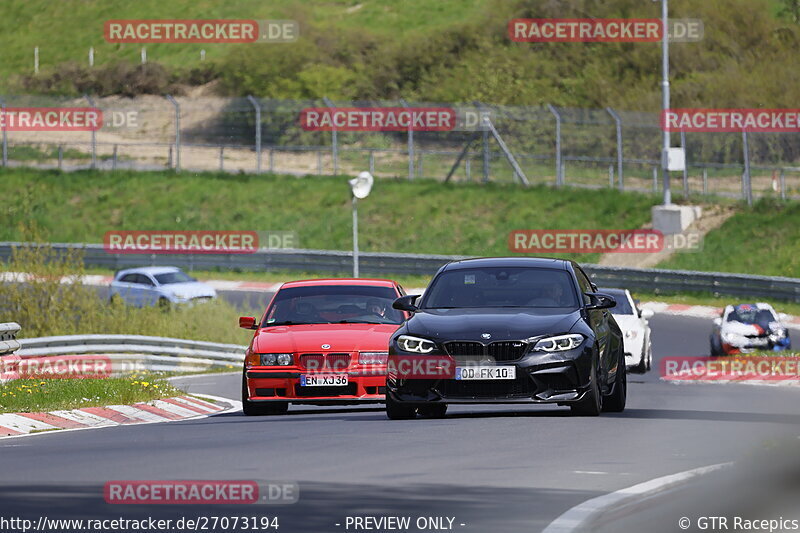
349,171,374,199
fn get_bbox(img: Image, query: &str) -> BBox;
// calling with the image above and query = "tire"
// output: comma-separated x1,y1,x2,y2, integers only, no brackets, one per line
158,297,171,310
417,403,447,418
634,351,647,374
603,351,627,413
646,343,652,371
386,393,417,420
571,359,602,416
241,373,289,416
108,294,123,306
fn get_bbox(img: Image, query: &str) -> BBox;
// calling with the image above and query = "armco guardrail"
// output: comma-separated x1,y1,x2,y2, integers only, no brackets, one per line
0,323,22,383
8,335,246,379
2,242,800,302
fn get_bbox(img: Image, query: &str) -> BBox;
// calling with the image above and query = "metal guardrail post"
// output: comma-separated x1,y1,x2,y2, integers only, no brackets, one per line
83,94,97,169
165,95,181,172
680,130,689,197
653,166,658,192
400,99,414,180
609,165,614,188
703,168,708,196
606,107,623,190
246,95,262,174
547,104,563,187
742,130,752,206
0,98,7,167
323,97,338,175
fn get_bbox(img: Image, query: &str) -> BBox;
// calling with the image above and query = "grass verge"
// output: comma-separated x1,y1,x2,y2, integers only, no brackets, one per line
0,373,181,414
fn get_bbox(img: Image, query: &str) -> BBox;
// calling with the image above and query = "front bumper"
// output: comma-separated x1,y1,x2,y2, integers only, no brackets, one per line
387,346,594,405
245,367,386,405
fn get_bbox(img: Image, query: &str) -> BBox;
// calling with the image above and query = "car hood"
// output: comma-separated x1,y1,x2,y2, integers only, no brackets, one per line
406,308,582,342
253,323,401,353
722,320,780,336
161,282,216,298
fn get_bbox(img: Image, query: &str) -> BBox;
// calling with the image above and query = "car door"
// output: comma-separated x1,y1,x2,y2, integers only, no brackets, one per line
113,273,141,305
575,267,615,382
136,273,160,306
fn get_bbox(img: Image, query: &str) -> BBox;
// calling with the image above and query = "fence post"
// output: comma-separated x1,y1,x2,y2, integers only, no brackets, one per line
0,98,7,167
653,166,658,192
246,95,262,174
369,150,375,174
34,47,39,74
680,130,689,197
742,130,752,206
400,99,414,180
703,168,708,196
269,149,274,172
780,169,786,200
58,145,63,170
83,94,97,169
165,95,181,172
317,150,322,175
219,146,224,171
89,47,94,67
112,144,117,170
465,158,471,181
547,104,563,186
323,97,338,175
609,165,614,188
475,101,490,183
606,107,623,190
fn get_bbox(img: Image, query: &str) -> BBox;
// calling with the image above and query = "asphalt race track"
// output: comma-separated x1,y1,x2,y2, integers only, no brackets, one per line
2,308,799,532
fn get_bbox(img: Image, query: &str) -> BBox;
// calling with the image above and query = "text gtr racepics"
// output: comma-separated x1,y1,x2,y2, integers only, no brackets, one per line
239,278,407,415
386,257,626,419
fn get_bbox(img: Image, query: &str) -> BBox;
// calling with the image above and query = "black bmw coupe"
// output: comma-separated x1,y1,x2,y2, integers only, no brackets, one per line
386,257,626,418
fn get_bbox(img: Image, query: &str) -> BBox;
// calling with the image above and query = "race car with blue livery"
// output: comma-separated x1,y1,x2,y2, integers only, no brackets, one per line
710,303,792,355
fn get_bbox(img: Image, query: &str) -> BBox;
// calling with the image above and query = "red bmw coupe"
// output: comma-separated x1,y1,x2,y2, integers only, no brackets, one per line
239,278,408,415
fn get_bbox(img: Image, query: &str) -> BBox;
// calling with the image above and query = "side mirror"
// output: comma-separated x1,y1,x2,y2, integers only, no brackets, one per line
640,308,655,320
585,292,616,310
713,317,722,327
393,294,420,313
239,316,258,329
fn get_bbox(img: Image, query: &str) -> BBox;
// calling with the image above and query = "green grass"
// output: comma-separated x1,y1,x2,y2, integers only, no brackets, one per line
0,167,659,263
658,198,800,278
0,374,182,413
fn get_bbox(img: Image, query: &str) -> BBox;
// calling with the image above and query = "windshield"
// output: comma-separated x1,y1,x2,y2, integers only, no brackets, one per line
727,305,776,326
422,267,579,309
602,289,635,315
263,285,404,326
154,271,194,284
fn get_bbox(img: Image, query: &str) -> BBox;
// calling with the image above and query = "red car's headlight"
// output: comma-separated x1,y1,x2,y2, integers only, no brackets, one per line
358,352,388,365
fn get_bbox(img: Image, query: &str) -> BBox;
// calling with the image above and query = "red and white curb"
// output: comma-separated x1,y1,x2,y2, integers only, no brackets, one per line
0,395,235,438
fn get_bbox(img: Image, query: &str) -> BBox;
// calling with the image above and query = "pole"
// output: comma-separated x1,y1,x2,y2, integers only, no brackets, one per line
548,104,563,187
323,97,338,175
352,197,359,278
246,95,262,174
680,130,688,197
165,95,181,172
606,107,623,190
661,0,672,205
83,94,96,169
400,99,414,180
475,101,490,183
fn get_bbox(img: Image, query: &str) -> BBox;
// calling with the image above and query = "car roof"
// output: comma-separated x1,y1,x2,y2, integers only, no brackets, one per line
280,278,398,289
442,257,569,271
116,266,181,278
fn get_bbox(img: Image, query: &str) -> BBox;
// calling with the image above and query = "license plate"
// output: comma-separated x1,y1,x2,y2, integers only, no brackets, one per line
455,366,516,380
300,374,348,386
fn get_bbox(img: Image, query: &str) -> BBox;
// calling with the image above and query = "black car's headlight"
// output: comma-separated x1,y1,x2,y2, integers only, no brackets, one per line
532,334,584,352
396,335,436,354
260,353,293,366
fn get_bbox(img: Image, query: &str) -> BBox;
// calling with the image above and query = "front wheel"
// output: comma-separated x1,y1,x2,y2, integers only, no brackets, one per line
386,394,417,420
571,359,602,416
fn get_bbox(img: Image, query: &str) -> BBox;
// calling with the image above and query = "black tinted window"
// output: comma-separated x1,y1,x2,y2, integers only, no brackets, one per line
422,267,579,309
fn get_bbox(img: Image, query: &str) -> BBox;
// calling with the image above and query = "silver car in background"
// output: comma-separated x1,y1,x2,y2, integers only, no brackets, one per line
109,266,217,307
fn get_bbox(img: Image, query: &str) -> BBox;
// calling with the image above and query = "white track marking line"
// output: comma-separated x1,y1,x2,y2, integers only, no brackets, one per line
542,463,731,533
